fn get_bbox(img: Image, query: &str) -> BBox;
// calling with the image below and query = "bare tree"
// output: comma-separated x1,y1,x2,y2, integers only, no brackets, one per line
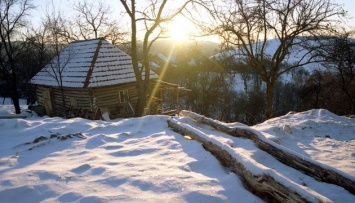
210,0,345,118
118,0,206,116
41,11,74,117
312,34,355,114
14,28,51,106
0,0,34,114
72,0,127,44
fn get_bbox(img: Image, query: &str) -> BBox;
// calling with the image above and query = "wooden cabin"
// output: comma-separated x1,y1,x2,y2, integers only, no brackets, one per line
31,38,182,119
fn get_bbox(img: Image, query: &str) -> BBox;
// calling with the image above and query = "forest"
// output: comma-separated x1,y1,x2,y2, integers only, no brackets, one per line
1,0,354,124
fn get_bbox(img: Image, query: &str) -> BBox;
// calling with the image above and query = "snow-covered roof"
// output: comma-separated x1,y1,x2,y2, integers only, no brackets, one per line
157,53,177,63
31,39,158,88
149,61,160,69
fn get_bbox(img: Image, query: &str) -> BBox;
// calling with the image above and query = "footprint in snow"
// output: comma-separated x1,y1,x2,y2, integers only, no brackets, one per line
104,145,124,150
70,164,91,174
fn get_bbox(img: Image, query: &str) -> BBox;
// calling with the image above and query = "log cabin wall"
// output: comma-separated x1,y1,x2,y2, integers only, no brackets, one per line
36,85,94,117
35,85,46,107
92,82,137,119
36,82,138,119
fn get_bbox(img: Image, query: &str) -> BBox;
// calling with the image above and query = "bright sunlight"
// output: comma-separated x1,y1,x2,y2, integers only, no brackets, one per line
166,16,195,42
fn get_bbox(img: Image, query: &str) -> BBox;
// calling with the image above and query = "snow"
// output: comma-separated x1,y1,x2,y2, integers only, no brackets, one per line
30,39,158,88
0,97,354,202
252,110,355,177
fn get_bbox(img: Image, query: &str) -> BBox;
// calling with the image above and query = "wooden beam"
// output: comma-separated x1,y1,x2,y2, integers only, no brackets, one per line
83,39,103,88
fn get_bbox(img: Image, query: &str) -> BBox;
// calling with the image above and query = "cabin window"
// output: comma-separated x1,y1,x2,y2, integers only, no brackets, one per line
119,89,129,103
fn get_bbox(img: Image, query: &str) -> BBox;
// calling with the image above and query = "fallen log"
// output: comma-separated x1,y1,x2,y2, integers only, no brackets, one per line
167,118,331,203
0,115,27,119
179,110,355,195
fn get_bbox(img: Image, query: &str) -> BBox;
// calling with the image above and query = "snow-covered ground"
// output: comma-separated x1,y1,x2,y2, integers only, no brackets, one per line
252,110,355,177
0,97,354,202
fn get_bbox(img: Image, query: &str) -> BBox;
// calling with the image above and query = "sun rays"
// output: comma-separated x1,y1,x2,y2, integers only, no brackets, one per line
166,16,194,42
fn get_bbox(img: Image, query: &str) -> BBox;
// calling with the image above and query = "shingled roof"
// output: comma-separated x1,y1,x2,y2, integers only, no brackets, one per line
31,38,158,88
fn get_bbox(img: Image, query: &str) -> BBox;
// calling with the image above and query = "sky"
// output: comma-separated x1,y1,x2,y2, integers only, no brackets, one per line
336,0,355,29
338,0,355,18
31,0,355,42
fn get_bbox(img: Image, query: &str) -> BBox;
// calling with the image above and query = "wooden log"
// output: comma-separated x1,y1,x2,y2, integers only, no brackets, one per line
0,115,27,119
180,110,355,195
167,119,330,203
160,109,177,116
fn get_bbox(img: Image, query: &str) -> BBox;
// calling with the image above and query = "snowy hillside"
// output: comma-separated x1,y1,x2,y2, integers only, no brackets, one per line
212,38,323,71
211,38,327,91
0,98,354,202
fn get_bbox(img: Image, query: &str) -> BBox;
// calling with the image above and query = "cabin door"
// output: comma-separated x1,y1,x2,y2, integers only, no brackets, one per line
43,87,53,116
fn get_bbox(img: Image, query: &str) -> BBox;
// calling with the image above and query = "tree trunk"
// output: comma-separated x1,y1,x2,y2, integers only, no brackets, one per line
60,86,67,117
179,110,355,195
265,81,274,119
11,85,21,114
135,82,147,117
128,1,146,117
11,72,21,114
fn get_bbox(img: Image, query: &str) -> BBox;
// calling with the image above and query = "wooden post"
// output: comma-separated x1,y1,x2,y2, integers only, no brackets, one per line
160,89,163,112
176,88,179,115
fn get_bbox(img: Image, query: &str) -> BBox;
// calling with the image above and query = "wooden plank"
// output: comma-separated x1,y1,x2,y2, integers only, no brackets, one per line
160,110,177,115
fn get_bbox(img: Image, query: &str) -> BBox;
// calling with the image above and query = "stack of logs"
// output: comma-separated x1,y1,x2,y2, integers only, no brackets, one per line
167,110,355,203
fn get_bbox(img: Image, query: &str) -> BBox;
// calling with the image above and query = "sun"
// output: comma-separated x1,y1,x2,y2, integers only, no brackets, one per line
166,17,194,42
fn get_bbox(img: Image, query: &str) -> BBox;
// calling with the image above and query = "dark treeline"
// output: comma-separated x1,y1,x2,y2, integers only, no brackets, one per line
1,35,354,125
